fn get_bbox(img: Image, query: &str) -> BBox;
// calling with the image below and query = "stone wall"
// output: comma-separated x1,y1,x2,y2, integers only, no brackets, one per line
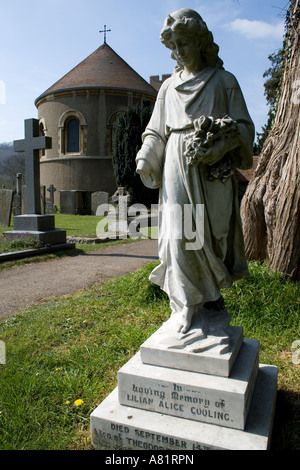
37,88,156,201
40,156,116,205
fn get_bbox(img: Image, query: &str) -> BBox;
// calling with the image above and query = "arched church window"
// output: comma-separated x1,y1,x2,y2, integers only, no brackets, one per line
58,110,87,157
66,118,80,153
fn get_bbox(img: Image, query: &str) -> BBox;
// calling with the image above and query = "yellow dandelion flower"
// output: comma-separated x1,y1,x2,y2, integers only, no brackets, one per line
65,400,70,405
74,399,84,406
55,367,62,371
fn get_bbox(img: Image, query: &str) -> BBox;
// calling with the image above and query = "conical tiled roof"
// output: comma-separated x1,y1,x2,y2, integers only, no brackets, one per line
35,43,156,103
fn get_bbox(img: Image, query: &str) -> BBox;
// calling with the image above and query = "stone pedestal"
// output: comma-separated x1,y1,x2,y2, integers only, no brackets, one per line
90,324,277,450
140,320,244,377
4,214,66,245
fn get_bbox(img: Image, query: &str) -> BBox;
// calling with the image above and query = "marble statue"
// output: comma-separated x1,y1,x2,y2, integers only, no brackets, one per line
136,9,254,349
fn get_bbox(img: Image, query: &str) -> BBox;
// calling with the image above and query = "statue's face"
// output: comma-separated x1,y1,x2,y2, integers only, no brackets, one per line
168,31,201,71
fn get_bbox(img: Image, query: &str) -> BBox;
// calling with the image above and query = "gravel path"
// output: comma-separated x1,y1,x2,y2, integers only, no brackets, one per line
0,239,158,318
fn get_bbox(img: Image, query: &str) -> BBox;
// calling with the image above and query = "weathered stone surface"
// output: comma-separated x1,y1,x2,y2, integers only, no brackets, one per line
13,214,55,231
91,191,109,215
3,228,66,245
13,119,51,214
60,190,92,215
6,214,66,244
91,364,277,450
140,320,244,377
59,190,78,215
0,189,14,226
118,339,259,430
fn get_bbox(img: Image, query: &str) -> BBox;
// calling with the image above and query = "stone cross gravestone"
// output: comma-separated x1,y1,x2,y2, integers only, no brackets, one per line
0,189,14,226
47,184,56,204
4,118,67,245
13,119,51,214
108,187,132,234
20,184,47,214
46,184,57,214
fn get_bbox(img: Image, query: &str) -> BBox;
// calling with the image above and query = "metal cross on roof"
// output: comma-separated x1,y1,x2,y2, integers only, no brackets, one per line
99,25,111,44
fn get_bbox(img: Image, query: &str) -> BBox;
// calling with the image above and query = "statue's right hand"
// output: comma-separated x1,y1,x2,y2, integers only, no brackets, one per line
136,159,152,176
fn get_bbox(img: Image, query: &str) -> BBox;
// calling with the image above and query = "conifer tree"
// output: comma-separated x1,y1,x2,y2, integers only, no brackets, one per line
256,48,284,153
112,100,158,206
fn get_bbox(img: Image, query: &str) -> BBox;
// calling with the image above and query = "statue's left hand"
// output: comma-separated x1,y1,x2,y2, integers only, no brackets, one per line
200,132,240,166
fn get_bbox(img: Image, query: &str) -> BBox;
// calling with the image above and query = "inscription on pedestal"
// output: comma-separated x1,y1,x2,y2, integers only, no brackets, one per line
123,380,235,427
118,340,259,430
91,362,278,451
126,382,230,420
92,418,212,451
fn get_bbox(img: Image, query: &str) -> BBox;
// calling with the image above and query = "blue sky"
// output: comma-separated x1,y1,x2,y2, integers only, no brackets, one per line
0,0,289,143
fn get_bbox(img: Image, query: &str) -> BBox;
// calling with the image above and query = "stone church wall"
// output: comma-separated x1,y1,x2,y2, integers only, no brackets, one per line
37,89,156,203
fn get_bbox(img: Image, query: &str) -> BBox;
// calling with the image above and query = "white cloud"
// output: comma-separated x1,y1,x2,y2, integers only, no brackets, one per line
225,18,284,40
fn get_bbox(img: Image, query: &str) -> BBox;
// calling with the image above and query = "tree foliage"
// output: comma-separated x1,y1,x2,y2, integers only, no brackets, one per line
256,48,284,153
112,100,158,206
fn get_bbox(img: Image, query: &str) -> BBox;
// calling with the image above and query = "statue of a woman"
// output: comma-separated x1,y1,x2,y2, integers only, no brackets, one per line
136,9,254,340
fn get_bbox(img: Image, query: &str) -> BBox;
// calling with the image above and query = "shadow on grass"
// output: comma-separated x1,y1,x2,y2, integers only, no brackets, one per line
271,389,300,450
54,247,86,258
86,252,158,260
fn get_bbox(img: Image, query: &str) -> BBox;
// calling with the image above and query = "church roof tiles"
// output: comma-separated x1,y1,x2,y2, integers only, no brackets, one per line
35,43,156,103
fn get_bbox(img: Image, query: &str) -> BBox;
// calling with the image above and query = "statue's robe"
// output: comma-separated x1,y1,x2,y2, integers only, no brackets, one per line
136,67,254,313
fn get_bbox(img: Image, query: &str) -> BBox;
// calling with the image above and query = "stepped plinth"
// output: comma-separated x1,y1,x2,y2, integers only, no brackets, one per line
90,318,277,450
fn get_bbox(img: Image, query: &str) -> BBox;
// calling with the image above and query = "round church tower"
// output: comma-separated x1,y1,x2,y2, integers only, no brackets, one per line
35,42,157,205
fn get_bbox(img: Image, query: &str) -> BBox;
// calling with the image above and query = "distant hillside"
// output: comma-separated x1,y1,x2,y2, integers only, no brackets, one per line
0,142,16,162
0,143,24,188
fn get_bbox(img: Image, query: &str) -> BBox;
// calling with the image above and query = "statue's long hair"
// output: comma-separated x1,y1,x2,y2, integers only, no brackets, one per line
160,8,223,71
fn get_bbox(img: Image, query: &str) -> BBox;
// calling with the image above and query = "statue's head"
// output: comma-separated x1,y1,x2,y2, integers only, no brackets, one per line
160,8,223,70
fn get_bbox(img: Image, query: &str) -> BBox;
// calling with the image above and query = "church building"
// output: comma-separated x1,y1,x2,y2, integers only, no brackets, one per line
35,38,158,205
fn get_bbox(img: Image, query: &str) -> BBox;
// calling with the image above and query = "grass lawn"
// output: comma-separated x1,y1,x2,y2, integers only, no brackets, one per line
0,213,144,270
0,213,103,242
0,261,299,450
55,213,104,238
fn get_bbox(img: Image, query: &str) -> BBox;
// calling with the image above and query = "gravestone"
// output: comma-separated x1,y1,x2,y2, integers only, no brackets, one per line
14,119,50,214
60,190,78,215
0,189,14,226
91,191,109,215
47,184,56,204
45,201,57,215
46,184,57,214
60,190,92,215
40,185,46,214
108,187,132,234
21,184,49,214
91,324,277,450
4,119,67,245
12,173,22,216
21,184,26,214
